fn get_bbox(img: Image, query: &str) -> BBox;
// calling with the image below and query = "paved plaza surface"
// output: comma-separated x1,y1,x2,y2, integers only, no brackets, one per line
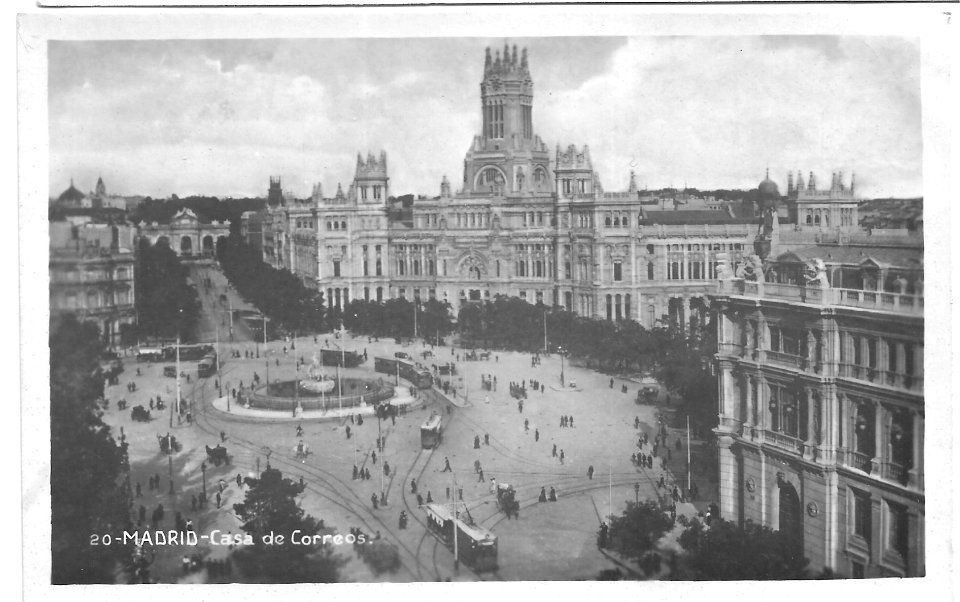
101,263,715,582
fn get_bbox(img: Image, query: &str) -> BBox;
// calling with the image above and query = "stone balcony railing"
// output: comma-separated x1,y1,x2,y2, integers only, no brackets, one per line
716,279,923,316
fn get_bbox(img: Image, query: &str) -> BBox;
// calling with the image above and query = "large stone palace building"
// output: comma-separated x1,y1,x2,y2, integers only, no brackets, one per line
251,45,773,330
711,187,924,577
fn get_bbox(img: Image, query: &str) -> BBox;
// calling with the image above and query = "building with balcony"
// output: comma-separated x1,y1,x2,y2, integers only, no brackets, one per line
247,44,762,329
711,232,924,577
49,220,137,347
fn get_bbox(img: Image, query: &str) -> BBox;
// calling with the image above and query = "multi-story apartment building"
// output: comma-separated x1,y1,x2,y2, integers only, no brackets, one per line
252,44,762,330
49,220,138,346
712,221,924,577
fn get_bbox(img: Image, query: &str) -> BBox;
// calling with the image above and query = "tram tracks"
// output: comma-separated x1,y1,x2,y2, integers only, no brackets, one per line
187,370,445,581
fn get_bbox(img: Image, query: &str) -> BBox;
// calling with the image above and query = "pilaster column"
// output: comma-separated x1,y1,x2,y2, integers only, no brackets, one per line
743,375,755,431
804,388,817,460
908,411,923,489
871,402,885,474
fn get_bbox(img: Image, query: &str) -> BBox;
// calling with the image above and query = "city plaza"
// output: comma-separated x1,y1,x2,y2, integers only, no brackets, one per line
99,262,711,582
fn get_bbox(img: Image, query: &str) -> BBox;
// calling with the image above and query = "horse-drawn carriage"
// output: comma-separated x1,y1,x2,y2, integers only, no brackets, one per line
294,440,310,460
158,433,182,454
205,444,231,466
131,405,151,422
495,482,520,518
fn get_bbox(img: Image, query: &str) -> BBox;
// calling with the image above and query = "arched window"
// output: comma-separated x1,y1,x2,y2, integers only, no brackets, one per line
605,214,612,227
341,221,347,230
814,213,821,225
806,213,813,225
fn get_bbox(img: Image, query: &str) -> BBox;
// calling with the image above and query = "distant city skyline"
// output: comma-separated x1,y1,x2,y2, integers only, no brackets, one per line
49,36,923,200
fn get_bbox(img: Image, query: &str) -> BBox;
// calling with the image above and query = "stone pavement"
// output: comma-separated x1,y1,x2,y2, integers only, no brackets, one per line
102,280,718,582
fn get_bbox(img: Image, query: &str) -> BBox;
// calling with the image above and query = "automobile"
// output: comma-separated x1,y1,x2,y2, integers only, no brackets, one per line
163,366,178,378
394,352,410,360
421,350,434,359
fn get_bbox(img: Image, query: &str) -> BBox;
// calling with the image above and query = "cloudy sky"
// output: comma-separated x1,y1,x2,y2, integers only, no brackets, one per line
48,36,922,200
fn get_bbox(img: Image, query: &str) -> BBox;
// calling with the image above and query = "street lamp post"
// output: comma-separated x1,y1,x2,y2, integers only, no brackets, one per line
558,345,565,387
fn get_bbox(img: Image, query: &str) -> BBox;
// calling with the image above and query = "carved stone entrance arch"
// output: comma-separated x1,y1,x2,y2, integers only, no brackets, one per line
457,251,488,281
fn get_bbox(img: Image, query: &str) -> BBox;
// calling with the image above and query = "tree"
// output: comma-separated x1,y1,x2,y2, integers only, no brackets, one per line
50,315,132,583
675,518,811,580
134,243,201,341
605,500,674,564
232,467,344,583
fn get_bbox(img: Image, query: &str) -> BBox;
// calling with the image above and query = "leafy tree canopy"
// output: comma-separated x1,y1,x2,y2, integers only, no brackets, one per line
50,315,132,583
675,518,810,580
232,467,344,583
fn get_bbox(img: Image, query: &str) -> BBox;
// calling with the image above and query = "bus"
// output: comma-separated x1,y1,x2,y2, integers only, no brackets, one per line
420,412,442,449
423,502,498,572
197,354,218,378
374,356,433,389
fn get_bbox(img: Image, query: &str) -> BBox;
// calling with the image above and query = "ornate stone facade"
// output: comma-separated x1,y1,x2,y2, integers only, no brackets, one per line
711,232,924,577
255,45,763,329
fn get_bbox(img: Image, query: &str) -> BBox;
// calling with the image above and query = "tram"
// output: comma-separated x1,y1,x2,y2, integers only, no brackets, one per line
420,412,442,449
374,357,434,389
423,502,498,572
197,353,218,378
319,348,364,368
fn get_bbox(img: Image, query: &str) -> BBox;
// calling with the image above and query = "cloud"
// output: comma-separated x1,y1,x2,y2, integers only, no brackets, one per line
48,37,921,199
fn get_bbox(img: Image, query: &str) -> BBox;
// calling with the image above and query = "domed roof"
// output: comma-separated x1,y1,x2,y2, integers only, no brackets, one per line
757,169,780,200
57,179,86,204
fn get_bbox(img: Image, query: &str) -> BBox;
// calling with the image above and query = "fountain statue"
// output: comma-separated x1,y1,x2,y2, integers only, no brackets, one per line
300,352,336,394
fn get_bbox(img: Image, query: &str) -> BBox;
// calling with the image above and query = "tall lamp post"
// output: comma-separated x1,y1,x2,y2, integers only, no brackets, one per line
558,345,565,387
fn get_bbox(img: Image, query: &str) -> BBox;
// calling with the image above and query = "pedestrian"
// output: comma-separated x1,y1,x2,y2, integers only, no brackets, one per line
478,469,485,482
635,416,640,429
220,430,226,442
384,461,391,477
524,419,529,432
353,465,359,480
365,468,371,480
411,479,418,494
474,459,481,473
549,487,557,502
216,491,222,508
474,435,481,449
371,493,379,509
484,433,490,445
539,487,547,503
552,444,557,457
610,378,614,389
346,425,351,439
569,416,574,428
560,450,565,464
237,473,242,488
518,400,523,413
659,474,665,489
443,457,452,472
458,488,464,501
427,491,433,503
587,465,594,480
535,428,540,442
446,487,450,499
372,451,377,464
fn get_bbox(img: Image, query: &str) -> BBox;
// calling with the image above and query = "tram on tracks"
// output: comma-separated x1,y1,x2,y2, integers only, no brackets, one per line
423,502,498,572
374,356,434,389
420,412,442,449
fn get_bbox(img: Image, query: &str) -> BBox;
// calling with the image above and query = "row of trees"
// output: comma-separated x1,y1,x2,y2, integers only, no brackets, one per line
51,315,132,583
337,298,455,340
605,502,831,580
134,242,201,342
216,234,324,335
